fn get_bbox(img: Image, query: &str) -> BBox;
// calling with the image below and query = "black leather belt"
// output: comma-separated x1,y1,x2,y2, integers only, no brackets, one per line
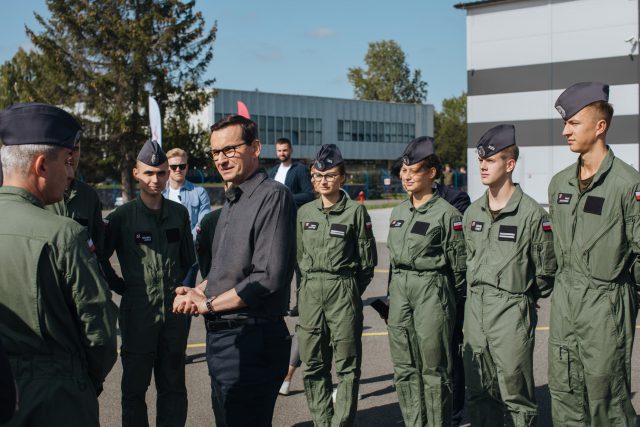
204,316,282,332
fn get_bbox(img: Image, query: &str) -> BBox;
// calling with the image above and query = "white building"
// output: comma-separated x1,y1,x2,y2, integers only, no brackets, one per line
455,0,639,203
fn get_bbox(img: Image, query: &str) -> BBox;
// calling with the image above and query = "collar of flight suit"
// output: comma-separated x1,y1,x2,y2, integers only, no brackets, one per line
479,184,523,218
313,191,348,214
0,185,45,208
135,194,171,220
568,146,615,190
409,191,441,213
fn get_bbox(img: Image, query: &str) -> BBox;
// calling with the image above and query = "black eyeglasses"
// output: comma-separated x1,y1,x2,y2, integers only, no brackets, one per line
311,173,340,182
169,164,187,171
210,141,250,161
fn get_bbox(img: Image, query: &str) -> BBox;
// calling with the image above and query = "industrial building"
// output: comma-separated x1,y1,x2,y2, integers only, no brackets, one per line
189,88,434,162
456,0,639,203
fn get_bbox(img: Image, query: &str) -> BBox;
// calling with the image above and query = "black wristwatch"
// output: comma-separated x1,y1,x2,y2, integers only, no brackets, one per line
205,296,217,315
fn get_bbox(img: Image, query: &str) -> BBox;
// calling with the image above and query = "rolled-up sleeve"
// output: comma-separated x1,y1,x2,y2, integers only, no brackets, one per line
234,189,296,307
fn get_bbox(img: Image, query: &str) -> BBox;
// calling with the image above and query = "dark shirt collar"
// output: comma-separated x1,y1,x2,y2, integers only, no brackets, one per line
135,195,169,219
227,168,268,203
0,186,45,208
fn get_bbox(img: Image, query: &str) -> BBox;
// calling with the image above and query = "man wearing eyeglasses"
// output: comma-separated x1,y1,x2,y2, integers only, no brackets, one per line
163,148,211,288
173,115,296,426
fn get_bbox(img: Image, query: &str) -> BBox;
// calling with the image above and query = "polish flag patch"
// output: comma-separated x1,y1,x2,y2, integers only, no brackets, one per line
196,225,202,235
453,221,463,230
365,221,372,230
542,221,552,232
635,191,640,201
87,238,96,253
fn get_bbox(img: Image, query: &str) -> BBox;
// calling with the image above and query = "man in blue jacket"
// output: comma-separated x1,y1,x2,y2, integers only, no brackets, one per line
163,147,211,287
268,138,315,208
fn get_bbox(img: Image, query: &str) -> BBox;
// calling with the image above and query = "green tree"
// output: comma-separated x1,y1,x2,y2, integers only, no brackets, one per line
434,92,467,167
348,40,427,103
16,0,216,200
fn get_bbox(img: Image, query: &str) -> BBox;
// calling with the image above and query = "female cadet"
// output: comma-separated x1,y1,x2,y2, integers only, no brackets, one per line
296,144,377,427
386,136,467,427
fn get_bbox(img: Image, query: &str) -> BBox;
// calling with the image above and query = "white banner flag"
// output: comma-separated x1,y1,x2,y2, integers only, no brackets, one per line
149,96,162,147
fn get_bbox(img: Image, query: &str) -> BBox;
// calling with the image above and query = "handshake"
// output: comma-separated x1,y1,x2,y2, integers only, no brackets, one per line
172,281,208,316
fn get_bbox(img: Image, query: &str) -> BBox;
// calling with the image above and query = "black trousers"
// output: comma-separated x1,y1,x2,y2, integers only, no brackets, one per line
206,319,290,427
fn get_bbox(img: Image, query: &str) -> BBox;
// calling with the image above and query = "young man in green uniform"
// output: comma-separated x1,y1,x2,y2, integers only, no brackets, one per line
463,124,556,426
0,102,117,426
101,139,196,427
548,82,640,425
387,137,467,427
46,138,105,257
296,144,377,426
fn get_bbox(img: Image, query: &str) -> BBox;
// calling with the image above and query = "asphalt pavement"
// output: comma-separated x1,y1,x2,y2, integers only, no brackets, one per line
98,207,640,426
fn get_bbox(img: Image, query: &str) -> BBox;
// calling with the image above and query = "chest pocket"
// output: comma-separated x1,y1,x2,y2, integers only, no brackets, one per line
327,223,355,266
491,224,530,293
583,213,627,281
165,228,180,243
408,224,443,270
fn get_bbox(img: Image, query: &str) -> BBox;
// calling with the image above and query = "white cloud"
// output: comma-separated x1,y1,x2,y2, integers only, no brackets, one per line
306,27,336,39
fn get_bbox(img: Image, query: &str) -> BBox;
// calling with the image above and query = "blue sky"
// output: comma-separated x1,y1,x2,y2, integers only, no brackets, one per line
0,0,468,110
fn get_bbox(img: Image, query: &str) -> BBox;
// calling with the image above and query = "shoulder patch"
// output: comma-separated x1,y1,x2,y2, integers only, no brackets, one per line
453,221,463,231
635,191,640,201
196,225,201,235
542,221,552,232
87,238,96,253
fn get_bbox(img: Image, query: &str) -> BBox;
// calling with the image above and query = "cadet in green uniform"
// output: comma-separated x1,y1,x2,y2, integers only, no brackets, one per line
387,137,466,427
0,102,117,426
195,207,222,277
101,140,196,427
46,139,105,257
296,144,377,427
462,125,556,426
548,82,640,425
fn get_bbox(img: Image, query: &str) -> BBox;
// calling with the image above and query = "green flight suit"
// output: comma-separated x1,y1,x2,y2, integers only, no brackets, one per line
102,196,196,427
0,186,117,427
548,148,640,426
463,185,556,427
296,195,377,427
46,178,105,257
195,207,222,278
386,194,466,427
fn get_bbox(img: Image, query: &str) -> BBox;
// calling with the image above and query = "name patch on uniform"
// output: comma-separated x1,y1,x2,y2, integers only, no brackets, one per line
583,196,604,215
498,225,517,242
390,219,404,228
135,231,152,244
471,221,484,232
410,221,430,235
453,221,463,231
304,221,319,231
557,193,572,204
329,223,347,238
165,228,180,243
542,221,552,232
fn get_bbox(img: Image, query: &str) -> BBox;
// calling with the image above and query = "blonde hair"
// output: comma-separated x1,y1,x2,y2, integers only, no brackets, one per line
166,148,188,161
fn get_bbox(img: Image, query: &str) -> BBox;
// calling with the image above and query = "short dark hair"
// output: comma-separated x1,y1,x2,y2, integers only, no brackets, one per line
275,138,291,147
591,101,614,130
499,145,519,161
210,115,259,145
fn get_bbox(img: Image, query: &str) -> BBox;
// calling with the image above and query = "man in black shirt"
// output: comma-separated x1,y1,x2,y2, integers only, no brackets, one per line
173,115,296,426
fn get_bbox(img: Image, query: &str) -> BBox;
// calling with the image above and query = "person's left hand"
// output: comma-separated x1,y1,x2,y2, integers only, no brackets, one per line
173,288,206,315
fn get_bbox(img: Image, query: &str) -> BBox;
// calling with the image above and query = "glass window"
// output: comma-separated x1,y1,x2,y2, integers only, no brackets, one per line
276,117,283,134
267,116,274,132
315,119,322,133
300,118,307,132
259,115,266,134
384,123,390,142
300,131,307,145
291,130,299,145
284,117,291,132
365,121,371,141
337,120,343,141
